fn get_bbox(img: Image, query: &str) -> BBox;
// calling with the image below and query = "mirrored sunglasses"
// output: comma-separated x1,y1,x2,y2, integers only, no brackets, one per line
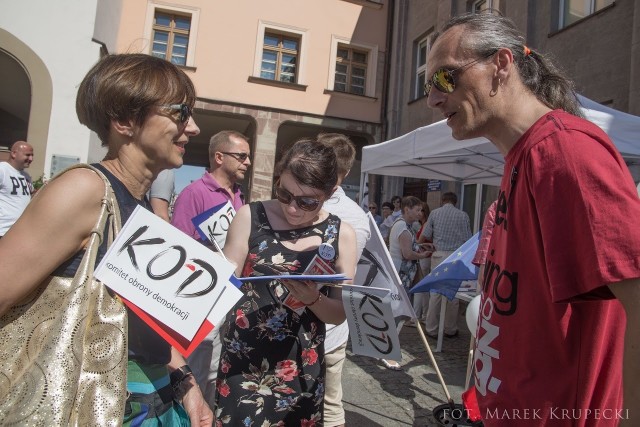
424,50,497,97
275,186,322,212
161,103,192,124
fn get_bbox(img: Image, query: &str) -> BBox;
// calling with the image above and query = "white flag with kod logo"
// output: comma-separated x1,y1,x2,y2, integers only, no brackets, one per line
344,212,416,360
342,285,401,361
192,201,237,248
354,212,416,321
94,205,241,342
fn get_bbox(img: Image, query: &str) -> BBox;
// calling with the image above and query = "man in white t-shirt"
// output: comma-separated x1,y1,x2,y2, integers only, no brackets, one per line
318,133,370,427
0,141,34,237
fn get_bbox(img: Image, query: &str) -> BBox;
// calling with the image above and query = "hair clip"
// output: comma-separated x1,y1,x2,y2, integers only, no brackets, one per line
523,45,532,56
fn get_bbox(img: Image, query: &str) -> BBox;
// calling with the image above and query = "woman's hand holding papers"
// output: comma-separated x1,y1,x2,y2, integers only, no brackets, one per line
282,279,320,306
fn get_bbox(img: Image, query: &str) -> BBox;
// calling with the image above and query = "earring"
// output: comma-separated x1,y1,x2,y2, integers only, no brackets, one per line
490,80,499,97
127,131,133,137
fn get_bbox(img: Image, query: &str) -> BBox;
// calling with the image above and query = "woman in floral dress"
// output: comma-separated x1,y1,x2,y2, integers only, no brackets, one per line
216,138,357,426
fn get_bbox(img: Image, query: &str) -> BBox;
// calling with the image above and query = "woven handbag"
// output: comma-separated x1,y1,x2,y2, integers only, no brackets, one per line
0,164,128,426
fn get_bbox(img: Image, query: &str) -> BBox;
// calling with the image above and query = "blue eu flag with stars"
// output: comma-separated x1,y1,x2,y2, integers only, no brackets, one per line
410,232,480,300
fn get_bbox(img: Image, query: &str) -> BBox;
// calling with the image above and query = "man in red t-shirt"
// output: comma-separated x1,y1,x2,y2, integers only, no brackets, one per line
425,13,640,426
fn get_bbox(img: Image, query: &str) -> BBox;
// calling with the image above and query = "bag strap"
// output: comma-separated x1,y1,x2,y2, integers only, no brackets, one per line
48,163,122,279
390,217,409,235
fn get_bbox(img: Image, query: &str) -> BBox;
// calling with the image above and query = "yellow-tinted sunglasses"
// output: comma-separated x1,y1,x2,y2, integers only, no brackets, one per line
424,50,497,97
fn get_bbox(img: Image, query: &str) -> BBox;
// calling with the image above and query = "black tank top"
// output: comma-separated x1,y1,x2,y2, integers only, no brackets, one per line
54,164,171,365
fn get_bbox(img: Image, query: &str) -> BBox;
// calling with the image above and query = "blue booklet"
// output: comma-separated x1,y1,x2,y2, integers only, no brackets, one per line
236,273,349,282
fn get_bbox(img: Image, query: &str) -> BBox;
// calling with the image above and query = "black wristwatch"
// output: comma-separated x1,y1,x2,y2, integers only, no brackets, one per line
170,365,194,399
170,365,193,386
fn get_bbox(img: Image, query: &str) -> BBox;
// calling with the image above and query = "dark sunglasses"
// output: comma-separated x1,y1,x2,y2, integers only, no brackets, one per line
161,103,193,124
221,152,251,162
424,50,497,97
275,186,322,212
368,206,377,209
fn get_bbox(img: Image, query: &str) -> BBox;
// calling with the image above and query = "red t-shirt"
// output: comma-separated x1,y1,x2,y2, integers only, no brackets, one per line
474,111,640,426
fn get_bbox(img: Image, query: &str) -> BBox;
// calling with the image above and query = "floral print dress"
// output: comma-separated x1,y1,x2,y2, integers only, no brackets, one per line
216,202,341,427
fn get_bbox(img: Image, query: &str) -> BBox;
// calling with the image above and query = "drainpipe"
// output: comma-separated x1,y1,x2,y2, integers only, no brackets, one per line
374,0,395,205
380,0,395,143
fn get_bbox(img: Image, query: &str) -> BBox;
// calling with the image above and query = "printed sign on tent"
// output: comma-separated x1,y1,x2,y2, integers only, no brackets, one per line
94,206,242,351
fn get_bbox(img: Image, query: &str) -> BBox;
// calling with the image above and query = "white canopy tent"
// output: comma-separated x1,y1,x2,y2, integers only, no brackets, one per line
362,95,640,187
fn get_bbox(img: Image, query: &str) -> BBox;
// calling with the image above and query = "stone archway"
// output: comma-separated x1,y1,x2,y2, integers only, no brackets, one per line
0,29,53,179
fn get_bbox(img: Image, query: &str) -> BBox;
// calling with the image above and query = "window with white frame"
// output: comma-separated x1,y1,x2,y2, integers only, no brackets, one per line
327,36,378,97
560,0,614,28
144,3,199,68
253,22,308,86
334,44,368,95
151,11,191,66
260,32,300,83
415,36,431,98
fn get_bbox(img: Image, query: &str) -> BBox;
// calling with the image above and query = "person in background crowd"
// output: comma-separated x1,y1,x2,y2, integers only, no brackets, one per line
411,202,434,324
148,168,175,221
382,196,431,369
0,53,211,425
426,12,640,425
0,140,34,237
216,138,357,425
380,195,403,244
390,195,402,220
368,201,383,226
378,201,394,241
172,130,249,243
318,132,370,427
423,192,471,339
171,129,250,410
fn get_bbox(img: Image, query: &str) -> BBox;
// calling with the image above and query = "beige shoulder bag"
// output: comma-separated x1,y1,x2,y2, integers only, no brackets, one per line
0,164,128,426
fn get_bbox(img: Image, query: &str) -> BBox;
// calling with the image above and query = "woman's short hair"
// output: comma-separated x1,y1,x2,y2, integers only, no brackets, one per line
76,53,197,145
275,138,338,197
401,196,423,210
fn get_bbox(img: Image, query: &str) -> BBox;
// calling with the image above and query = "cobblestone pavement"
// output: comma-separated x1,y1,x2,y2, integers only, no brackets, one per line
341,310,472,427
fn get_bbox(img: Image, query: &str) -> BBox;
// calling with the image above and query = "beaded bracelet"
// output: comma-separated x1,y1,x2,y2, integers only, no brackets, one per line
306,291,322,307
